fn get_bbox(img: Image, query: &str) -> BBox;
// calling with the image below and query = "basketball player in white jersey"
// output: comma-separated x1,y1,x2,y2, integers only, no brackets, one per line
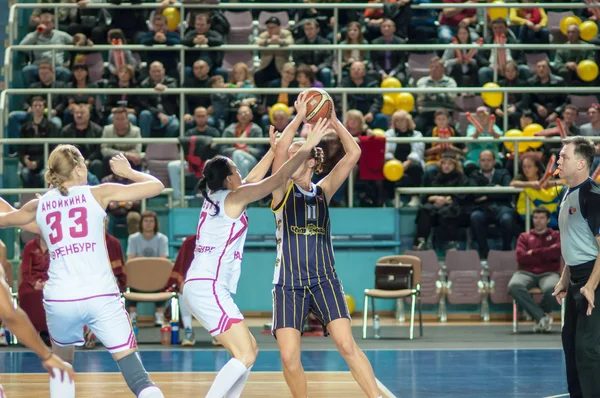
0,145,165,398
183,117,330,398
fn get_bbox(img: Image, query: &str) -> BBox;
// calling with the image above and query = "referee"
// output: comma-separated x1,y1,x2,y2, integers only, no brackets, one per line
554,136,600,397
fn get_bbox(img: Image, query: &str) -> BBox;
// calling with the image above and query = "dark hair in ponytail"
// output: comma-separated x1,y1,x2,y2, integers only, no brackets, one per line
196,156,232,216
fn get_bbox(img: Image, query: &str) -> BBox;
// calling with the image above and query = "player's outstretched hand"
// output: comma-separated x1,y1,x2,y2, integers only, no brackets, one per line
294,91,308,119
306,118,330,148
268,125,279,152
109,153,132,178
42,354,75,382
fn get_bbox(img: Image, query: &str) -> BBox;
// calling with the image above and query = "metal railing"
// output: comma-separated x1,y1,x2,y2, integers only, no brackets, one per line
396,186,532,230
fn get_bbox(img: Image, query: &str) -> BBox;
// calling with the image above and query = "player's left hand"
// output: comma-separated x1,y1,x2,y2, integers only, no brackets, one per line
268,125,279,151
581,283,596,316
109,153,133,178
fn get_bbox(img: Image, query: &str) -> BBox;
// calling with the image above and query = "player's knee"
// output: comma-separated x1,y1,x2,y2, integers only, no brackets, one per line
280,348,301,369
235,347,257,368
335,339,357,358
116,351,160,396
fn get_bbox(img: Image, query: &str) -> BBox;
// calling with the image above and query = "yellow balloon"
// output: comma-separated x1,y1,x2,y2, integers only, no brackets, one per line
488,1,508,20
372,128,386,137
345,294,356,314
580,20,599,42
578,60,599,82
269,103,290,124
394,92,415,112
560,15,582,35
381,77,402,89
383,159,405,182
504,129,526,152
381,95,396,115
481,82,503,108
162,7,181,31
522,123,544,149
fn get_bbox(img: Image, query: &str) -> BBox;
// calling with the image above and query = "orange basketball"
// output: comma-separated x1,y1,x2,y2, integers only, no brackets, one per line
303,88,333,124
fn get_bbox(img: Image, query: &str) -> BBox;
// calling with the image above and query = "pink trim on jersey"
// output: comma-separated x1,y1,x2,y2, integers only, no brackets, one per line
183,277,215,286
44,293,119,303
208,223,235,335
209,313,226,334
222,317,243,334
105,329,135,351
228,214,248,245
51,335,85,346
0,384,5,398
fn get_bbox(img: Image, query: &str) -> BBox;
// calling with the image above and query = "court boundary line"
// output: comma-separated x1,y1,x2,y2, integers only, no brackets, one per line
376,378,398,398
542,394,569,398
80,347,565,353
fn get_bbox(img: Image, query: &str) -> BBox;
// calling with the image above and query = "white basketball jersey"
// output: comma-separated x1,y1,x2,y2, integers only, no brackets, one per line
186,190,248,294
36,186,118,301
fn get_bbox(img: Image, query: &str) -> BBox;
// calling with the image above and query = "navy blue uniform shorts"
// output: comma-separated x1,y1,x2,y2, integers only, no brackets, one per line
271,278,351,337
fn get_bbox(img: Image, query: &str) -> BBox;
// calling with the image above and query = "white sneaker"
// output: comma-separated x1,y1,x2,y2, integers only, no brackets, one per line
407,196,421,207
154,313,165,327
533,314,553,333
181,327,195,346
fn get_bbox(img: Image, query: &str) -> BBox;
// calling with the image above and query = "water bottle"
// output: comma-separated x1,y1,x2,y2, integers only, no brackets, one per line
170,319,179,345
373,315,381,339
131,317,138,338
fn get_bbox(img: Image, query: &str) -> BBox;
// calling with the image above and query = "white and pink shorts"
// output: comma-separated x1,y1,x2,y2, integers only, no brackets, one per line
183,279,244,337
43,293,136,354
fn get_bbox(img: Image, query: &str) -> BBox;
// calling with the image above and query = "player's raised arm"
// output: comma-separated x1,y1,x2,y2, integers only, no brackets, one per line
0,199,39,228
0,197,40,234
92,153,165,209
225,118,330,218
243,126,278,184
318,107,361,203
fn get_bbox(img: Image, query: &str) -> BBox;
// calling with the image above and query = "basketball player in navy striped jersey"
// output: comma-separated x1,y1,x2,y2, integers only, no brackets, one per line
270,92,382,398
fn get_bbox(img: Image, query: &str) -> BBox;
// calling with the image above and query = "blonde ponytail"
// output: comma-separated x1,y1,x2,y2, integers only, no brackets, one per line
312,147,325,174
45,168,68,196
45,145,85,196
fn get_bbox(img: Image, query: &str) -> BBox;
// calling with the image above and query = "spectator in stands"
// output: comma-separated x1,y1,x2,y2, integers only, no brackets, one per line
478,18,528,85
18,236,49,342
510,157,562,229
294,19,333,87
106,0,149,45
369,19,407,85
107,29,139,77
168,106,221,204
554,24,595,86
265,63,299,115
183,60,212,127
221,106,264,178
509,206,560,333
126,211,170,327
381,0,412,40
409,0,438,43
227,63,259,120
20,12,73,87
63,63,102,126
339,61,387,130
338,22,369,75
527,59,568,127
438,0,478,44
465,106,503,167
101,108,143,177
581,104,600,137
509,0,549,46
364,0,385,41
469,150,515,259
413,152,470,251
254,16,294,87
60,104,103,182
102,173,142,236
139,61,180,138
208,75,231,130
29,0,77,33
271,107,291,135
424,109,464,179
341,109,372,138
441,26,485,87
104,64,140,125
7,62,65,154
415,57,458,133
540,105,580,159
385,110,424,208
296,65,324,89
18,97,58,188
182,13,225,79
496,61,529,128
141,14,181,77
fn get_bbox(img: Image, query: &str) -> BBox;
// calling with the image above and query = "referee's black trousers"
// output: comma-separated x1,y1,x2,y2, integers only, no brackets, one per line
562,261,600,398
